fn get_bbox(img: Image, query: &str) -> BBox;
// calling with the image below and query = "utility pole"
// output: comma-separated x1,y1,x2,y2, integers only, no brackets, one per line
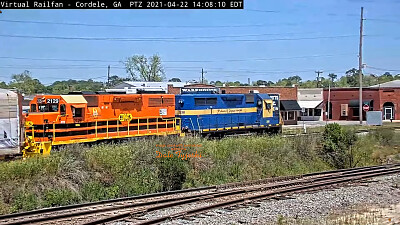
107,65,111,87
201,68,207,84
358,7,364,125
315,71,323,88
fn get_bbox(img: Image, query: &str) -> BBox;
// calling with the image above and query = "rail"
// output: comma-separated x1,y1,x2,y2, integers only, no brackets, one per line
0,164,398,225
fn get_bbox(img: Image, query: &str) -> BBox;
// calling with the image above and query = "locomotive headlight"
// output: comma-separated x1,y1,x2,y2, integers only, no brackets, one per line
178,99,184,105
257,100,262,106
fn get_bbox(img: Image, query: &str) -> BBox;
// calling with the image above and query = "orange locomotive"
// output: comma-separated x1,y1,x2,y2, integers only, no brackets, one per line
23,93,181,157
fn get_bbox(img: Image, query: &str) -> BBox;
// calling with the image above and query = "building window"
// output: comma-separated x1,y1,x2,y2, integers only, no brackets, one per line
314,109,321,116
353,108,359,117
288,111,295,120
309,109,314,116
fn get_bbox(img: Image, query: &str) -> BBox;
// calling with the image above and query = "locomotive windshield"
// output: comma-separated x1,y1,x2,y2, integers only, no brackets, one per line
30,98,60,112
38,104,59,112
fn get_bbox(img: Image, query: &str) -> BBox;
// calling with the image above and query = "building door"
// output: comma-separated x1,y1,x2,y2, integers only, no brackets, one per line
384,107,393,120
383,102,395,120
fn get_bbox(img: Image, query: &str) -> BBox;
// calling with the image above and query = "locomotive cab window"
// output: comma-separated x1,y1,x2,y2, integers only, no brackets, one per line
195,98,217,106
266,103,272,110
49,104,58,112
60,104,66,115
30,104,37,112
72,107,83,117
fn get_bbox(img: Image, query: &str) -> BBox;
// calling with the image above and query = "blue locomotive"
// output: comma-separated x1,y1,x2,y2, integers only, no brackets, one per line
175,93,282,136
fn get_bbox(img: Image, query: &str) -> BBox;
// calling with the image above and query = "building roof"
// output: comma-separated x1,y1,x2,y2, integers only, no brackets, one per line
298,100,323,109
280,100,302,111
370,80,400,88
113,81,187,89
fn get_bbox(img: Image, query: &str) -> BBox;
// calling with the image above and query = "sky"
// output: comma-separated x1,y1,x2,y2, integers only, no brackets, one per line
0,0,399,85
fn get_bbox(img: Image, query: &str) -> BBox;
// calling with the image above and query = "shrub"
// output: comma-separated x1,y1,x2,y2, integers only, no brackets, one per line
43,189,80,207
321,123,358,169
156,156,188,191
11,192,39,212
371,127,395,146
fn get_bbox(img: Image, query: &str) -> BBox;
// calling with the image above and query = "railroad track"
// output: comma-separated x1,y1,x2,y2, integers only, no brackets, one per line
0,164,399,225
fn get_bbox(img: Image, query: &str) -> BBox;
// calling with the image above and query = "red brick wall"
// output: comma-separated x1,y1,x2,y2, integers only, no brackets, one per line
167,85,180,94
220,86,298,100
168,85,298,100
323,88,380,121
379,88,400,120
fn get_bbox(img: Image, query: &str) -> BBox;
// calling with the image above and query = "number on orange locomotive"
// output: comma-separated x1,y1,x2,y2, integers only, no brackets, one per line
23,93,182,157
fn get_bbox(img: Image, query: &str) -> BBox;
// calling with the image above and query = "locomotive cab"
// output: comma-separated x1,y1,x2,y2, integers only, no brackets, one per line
26,95,88,125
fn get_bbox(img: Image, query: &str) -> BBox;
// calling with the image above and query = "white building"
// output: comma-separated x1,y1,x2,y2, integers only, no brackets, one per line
297,88,324,121
106,81,189,94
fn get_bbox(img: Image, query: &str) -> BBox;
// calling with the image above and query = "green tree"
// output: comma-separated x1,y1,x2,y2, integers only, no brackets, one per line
328,73,337,83
48,79,104,94
214,80,224,86
299,80,318,88
168,78,181,82
254,80,274,86
363,74,379,87
345,68,360,87
0,81,8,89
225,81,241,86
274,75,302,87
378,72,394,84
108,75,130,87
123,54,166,82
9,70,46,95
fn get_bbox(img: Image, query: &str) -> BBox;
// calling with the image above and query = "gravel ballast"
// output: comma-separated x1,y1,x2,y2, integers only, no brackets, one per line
114,174,400,225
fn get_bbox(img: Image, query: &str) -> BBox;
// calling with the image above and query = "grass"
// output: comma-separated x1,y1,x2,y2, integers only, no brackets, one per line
0,124,399,215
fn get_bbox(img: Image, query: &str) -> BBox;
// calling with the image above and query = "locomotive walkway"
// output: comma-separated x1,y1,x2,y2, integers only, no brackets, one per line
0,164,399,225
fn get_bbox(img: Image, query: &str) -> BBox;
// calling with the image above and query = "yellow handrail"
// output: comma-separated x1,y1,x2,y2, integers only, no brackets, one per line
25,115,180,142
117,120,119,136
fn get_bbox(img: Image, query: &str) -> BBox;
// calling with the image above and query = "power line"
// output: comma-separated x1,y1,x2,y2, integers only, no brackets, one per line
0,32,325,41
365,65,400,72
0,19,269,28
0,34,359,42
0,18,348,28
0,53,356,64
0,65,347,76
366,18,400,24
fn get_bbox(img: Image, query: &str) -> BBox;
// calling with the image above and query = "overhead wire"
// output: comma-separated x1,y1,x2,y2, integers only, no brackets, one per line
365,65,400,72
0,18,349,28
0,34,359,42
0,53,356,64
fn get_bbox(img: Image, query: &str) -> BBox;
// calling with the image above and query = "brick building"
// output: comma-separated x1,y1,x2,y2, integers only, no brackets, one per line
323,80,400,121
219,86,297,100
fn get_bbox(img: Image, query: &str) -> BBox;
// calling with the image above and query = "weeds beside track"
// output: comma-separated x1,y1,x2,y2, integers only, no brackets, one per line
0,164,398,225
